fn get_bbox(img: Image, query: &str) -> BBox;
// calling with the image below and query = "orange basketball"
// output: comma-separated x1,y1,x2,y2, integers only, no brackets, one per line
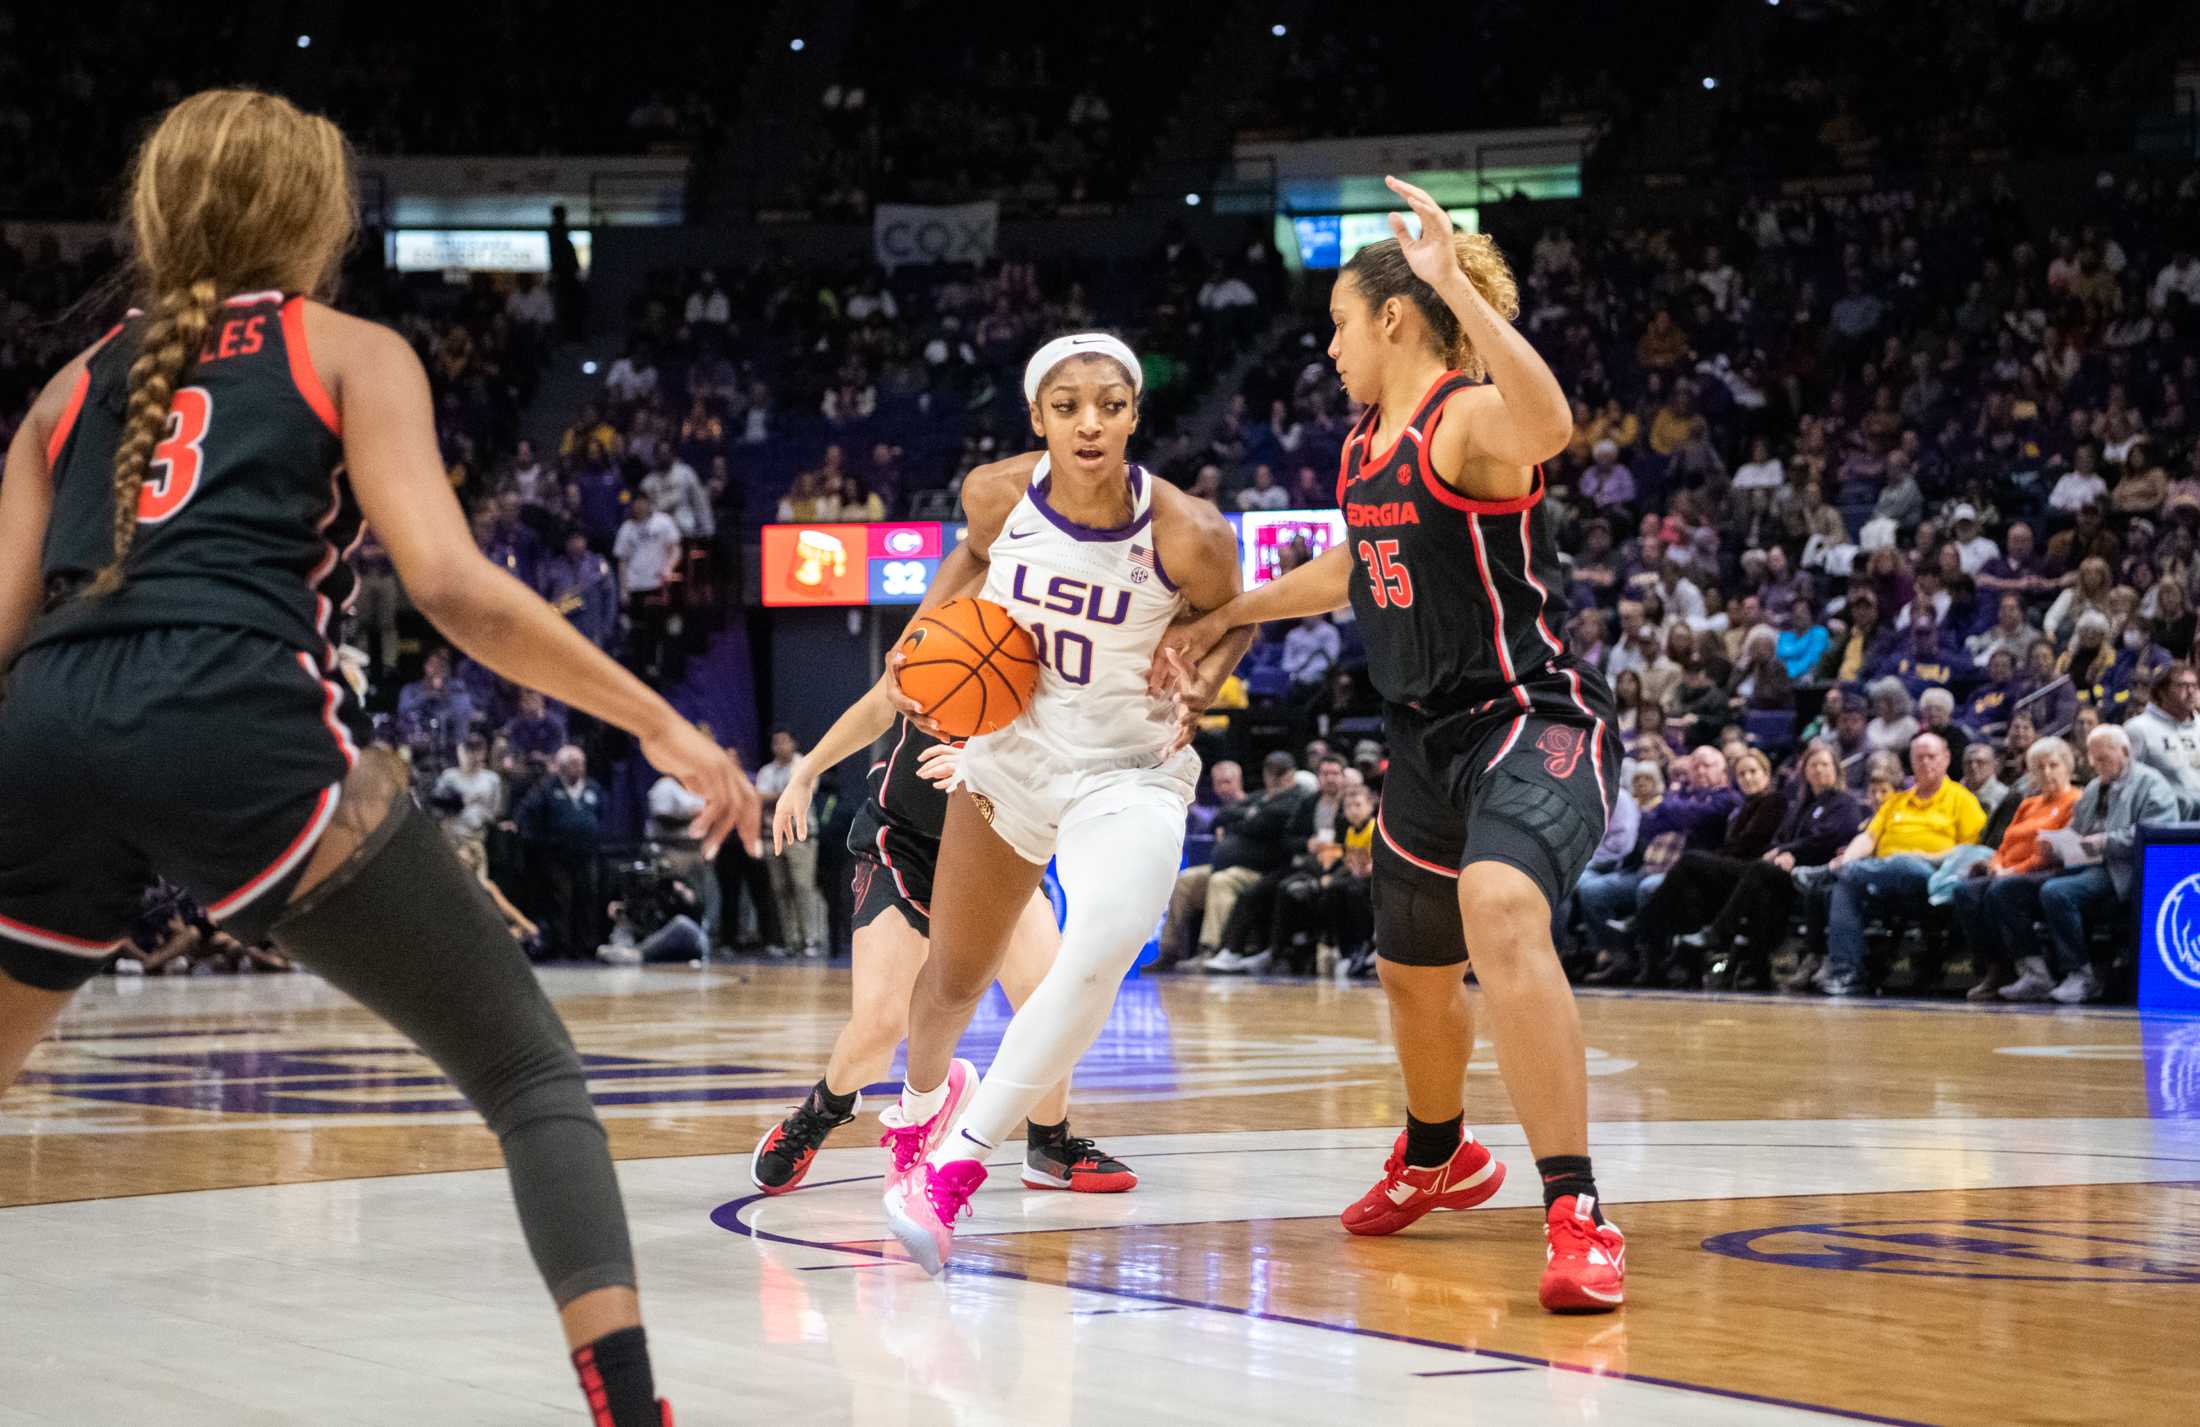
891,596,1041,739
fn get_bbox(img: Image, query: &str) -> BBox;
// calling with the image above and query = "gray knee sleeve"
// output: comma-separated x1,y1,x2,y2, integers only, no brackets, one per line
271,794,636,1305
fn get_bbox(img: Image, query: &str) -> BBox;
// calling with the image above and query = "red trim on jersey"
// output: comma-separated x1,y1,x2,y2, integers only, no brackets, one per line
41,322,126,468
44,369,91,468
297,651,361,768
1377,803,1458,880
875,825,931,915
1517,511,1565,657
1561,668,1613,825
225,289,284,308
1466,514,1531,710
1359,369,1454,474
280,297,341,436
0,910,125,957
206,781,342,919
1483,714,1528,772
1421,457,1546,516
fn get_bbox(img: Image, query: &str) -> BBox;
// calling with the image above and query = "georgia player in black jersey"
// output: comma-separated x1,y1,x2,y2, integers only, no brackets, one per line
753,685,1135,1197
0,91,755,1423
1162,177,1627,1313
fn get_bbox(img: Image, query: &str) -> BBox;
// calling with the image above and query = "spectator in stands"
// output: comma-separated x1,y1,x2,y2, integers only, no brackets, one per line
1811,731,1985,997
540,528,619,654
516,745,607,960
1967,648,2023,739
642,452,714,540
755,730,825,958
1627,747,1786,986
1163,753,1307,971
1187,759,1245,837
1917,688,1970,766
1962,741,2010,816
506,274,555,335
1777,597,1829,681
1237,463,1288,511
1580,440,1636,512
1580,748,1738,983
502,688,567,768
1977,522,2051,600
605,341,659,407
1970,593,2042,665
2123,662,2200,814
1281,615,1341,700
2002,724,2177,1003
2046,556,2115,643
432,734,506,857
397,648,479,777
613,493,683,679
1727,626,1793,713
1952,736,2081,1001
685,269,731,331
1863,678,1919,754
2048,449,2109,516
1821,591,1886,681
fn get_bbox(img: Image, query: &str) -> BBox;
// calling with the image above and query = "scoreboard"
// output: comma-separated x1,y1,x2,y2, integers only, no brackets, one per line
758,509,1346,608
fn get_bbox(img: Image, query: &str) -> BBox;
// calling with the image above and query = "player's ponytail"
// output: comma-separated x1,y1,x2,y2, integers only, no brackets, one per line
1342,231,1521,382
88,88,357,597
90,278,220,597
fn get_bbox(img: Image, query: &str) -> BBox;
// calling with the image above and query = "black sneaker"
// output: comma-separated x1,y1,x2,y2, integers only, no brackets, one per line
750,1088,858,1195
1022,1130,1138,1193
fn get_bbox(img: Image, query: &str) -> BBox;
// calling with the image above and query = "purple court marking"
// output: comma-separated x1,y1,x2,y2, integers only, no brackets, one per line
1415,1367,1533,1378
710,1175,1937,1427
1070,1305,1184,1318
1702,1217,2200,1284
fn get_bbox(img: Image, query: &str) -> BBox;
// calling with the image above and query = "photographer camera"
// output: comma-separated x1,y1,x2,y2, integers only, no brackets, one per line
596,853,710,967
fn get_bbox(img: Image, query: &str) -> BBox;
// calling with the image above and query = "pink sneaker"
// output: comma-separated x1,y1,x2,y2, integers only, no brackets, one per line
884,1158,988,1275
878,1058,976,1188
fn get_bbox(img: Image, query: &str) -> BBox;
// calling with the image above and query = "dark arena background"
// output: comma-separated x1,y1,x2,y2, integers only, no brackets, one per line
4,2,2200,1423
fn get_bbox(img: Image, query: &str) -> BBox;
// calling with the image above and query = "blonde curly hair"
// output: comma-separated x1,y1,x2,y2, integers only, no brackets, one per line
1341,231,1520,380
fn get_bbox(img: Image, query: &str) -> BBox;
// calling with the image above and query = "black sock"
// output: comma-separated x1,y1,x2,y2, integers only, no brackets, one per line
572,1325,656,1427
812,1079,858,1119
1026,1116,1069,1144
1537,1154,1603,1222
1403,1112,1463,1168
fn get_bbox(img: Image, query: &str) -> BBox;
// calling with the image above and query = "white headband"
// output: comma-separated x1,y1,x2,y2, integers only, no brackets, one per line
1022,333,1143,403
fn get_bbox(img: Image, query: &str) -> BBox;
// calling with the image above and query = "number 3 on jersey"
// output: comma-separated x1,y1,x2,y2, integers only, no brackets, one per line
140,386,212,524
1358,538,1413,608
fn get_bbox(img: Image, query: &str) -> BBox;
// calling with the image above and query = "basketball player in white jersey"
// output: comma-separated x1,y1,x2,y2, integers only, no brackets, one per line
874,333,1253,1272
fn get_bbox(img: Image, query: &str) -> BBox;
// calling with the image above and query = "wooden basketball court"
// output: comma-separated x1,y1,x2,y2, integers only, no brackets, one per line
3,965,2195,1424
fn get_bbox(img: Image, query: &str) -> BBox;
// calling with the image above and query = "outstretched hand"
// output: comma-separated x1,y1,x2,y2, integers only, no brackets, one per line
770,759,816,854
1146,613,1222,698
1154,645,1214,758
915,741,961,788
642,718,759,860
1384,174,1461,292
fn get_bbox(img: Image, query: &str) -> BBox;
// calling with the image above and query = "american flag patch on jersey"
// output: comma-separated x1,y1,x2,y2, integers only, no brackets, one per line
1129,542,1158,573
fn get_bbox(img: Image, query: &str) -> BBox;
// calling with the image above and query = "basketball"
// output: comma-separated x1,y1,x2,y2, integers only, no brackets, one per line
891,596,1041,739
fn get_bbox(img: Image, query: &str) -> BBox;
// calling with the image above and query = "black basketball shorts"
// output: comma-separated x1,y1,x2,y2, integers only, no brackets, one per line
847,802,936,938
0,628,360,990
1373,667,1621,966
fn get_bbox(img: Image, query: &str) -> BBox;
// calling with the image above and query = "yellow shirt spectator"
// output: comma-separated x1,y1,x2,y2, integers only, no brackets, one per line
1198,673,1249,734
1864,777,1985,857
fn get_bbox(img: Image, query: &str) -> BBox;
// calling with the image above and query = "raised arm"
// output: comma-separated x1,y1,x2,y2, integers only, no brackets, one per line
882,454,1037,733
1383,176,1572,480
321,307,756,855
1150,484,1259,753
1148,543,1353,692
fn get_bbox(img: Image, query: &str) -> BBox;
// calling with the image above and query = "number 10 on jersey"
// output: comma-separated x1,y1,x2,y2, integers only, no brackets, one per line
1358,539,1413,608
1026,622,1094,686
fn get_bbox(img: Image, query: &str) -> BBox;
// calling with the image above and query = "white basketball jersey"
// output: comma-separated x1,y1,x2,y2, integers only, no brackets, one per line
975,457,1186,767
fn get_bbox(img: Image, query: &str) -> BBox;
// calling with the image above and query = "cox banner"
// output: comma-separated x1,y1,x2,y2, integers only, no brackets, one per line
873,201,998,270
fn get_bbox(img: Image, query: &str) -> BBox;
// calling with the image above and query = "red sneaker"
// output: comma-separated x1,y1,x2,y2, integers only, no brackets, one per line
1539,1194,1626,1312
659,1402,675,1427
1340,1130,1505,1236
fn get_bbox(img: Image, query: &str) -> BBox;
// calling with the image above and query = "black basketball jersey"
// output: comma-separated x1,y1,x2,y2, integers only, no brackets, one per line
866,717,951,841
28,292,360,673
1336,371,1576,708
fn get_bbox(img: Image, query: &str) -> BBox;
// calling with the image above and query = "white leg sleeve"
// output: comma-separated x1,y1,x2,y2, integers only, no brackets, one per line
938,790,1185,1158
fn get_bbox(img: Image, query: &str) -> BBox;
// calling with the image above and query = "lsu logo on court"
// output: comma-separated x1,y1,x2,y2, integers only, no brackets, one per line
1345,500,1421,528
1703,1218,2200,1284
2151,872,2200,991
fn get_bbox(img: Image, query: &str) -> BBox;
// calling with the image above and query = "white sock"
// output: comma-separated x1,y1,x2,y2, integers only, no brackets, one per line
928,1124,995,1170
899,1077,949,1124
